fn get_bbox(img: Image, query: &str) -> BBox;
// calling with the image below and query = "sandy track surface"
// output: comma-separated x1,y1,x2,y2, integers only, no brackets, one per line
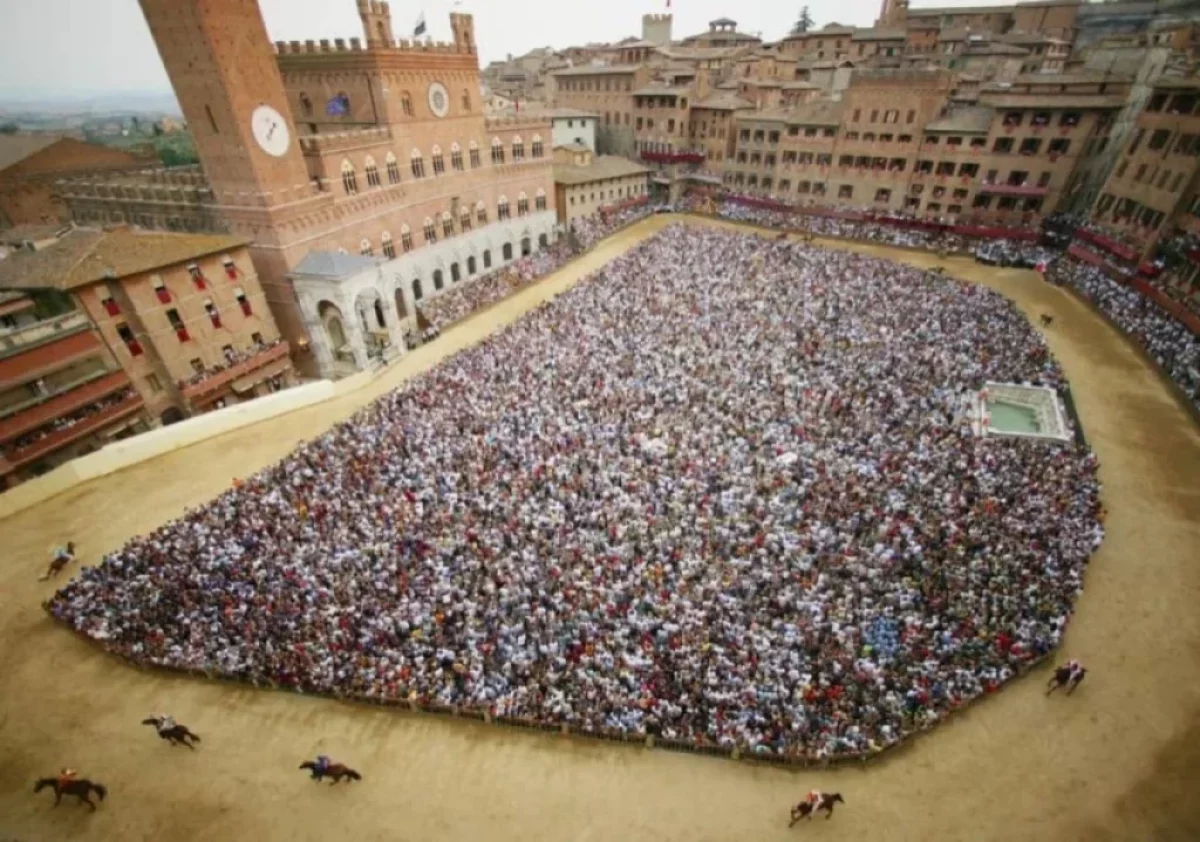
2,216,1198,842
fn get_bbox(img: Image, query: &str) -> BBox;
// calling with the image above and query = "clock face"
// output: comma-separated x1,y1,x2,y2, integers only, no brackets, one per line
427,82,450,119
251,105,291,157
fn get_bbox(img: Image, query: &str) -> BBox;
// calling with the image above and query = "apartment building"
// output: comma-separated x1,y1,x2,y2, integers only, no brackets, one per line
553,144,650,225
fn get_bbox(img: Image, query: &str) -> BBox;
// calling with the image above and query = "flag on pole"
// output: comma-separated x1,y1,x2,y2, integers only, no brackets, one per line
414,12,427,37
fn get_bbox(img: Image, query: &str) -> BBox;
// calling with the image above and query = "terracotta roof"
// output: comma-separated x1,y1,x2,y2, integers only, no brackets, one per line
656,46,746,60
964,42,1030,56
0,226,249,292
694,92,755,110
852,29,907,41
782,80,820,90
783,100,845,126
908,4,1017,17
632,86,692,97
924,105,996,133
0,135,62,173
552,65,637,76
553,155,650,186
0,222,75,245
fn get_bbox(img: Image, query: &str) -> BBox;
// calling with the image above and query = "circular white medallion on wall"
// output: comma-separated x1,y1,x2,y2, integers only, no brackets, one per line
427,82,450,118
251,105,291,157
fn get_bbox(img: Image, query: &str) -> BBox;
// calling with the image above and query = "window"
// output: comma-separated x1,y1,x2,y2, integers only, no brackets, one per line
973,194,992,209
1115,160,1129,178
532,135,544,158
1032,111,1051,127
411,149,425,178
234,287,252,316
467,255,477,275
1148,129,1171,151
779,179,791,193
451,143,463,171
512,137,525,161
117,324,142,356
1134,163,1148,182
1128,128,1146,155
469,141,481,168
459,208,472,232
853,109,861,122
845,131,860,141
839,155,854,167
926,202,941,213
816,154,832,166
1157,169,1171,189
204,298,222,328
188,263,207,288
401,91,414,117
299,93,313,116
997,196,1018,210
498,197,510,220
1019,138,1041,156
813,183,826,196
906,109,915,124
442,212,454,237
423,217,438,243
797,181,811,194
382,232,396,259
491,138,505,165
1060,111,1081,127
925,135,939,145
483,250,492,269
870,109,879,122
889,158,906,172
462,89,471,112
152,275,171,304
874,187,891,203
959,162,979,178
386,152,401,184
451,263,461,283
838,185,853,199
190,358,204,373
535,189,547,211
993,137,1014,154
952,188,968,200
101,295,120,316
1006,170,1029,186
341,159,358,194
166,307,189,341
432,146,445,175
1037,172,1052,188
401,225,413,253
883,109,899,124
1003,111,1022,127
946,136,962,147
1048,138,1070,156
936,162,955,176
364,156,381,187
412,277,423,301
502,243,513,261
476,200,488,225
360,238,373,256
916,160,933,174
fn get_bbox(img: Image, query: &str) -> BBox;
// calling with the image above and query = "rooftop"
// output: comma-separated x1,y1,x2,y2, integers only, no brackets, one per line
291,251,380,280
783,100,845,127
553,155,650,186
852,29,907,41
0,226,250,292
925,105,996,133
0,135,62,173
694,92,755,110
552,64,637,76
632,86,693,97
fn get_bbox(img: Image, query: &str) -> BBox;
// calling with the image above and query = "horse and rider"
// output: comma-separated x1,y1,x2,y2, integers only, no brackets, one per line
142,713,202,748
34,768,107,811
789,790,845,825
39,542,76,581
300,754,363,784
1046,659,1087,696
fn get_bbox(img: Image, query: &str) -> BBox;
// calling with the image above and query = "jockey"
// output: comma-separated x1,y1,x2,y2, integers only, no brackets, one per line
1066,659,1082,677
154,713,176,733
806,789,823,809
58,767,77,789
315,754,331,774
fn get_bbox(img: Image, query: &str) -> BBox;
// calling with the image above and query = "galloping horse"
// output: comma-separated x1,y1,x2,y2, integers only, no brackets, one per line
789,792,844,825
299,761,362,784
39,542,76,581
1046,665,1087,696
1040,314,1055,327
33,777,107,811
141,718,202,748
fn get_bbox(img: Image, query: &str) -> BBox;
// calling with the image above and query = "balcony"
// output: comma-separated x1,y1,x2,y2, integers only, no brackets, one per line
1076,227,1139,262
976,183,1049,198
2,390,144,471
0,370,132,443
0,311,90,359
640,150,705,165
180,341,291,401
0,326,104,386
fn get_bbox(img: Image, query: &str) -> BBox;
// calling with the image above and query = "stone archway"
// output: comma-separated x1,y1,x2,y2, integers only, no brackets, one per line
502,242,513,261
451,262,461,283
160,406,185,426
433,269,445,291
467,255,477,275
538,233,549,248
412,277,424,301
521,237,532,256
318,300,348,352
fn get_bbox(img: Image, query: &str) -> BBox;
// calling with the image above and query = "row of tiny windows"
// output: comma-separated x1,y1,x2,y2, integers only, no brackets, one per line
298,88,473,118
340,138,545,194
355,194,550,258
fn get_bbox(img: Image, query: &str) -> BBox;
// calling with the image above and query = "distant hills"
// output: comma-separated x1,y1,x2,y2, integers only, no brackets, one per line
0,90,180,117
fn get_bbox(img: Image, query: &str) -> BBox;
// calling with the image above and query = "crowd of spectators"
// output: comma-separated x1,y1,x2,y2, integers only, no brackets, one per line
7,387,138,455
180,339,284,389
50,227,1103,760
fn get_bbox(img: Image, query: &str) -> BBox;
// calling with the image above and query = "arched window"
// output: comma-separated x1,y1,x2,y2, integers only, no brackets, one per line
517,191,529,217
451,263,461,283
364,155,381,188
433,269,444,291
341,159,358,194
360,237,373,256
497,195,510,220
467,255,477,275
450,142,463,171
491,137,505,165
410,148,425,178
469,140,481,168
483,249,492,269
462,89,472,112
412,276,423,301
385,151,400,184
299,93,313,116
431,145,445,176
476,199,488,224
531,134,544,158
502,242,513,261
381,231,396,259
459,204,473,231
401,91,414,117
422,216,437,243
535,188,547,211
512,135,525,161
441,210,454,238
400,223,413,253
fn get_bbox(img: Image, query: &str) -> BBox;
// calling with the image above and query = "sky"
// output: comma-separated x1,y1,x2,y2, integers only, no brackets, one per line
0,0,1023,104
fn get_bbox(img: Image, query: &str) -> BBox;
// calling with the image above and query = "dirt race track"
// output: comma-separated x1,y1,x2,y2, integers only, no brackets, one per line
2,215,1199,842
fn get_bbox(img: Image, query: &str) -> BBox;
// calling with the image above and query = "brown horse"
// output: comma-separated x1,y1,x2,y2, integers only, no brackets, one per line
38,543,76,581
142,718,201,748
299,761,362,784
34,777,107,811
1046,666,1086,696
789,792,844,825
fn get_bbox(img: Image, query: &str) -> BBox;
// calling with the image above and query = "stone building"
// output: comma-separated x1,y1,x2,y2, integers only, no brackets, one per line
50,1,557,378
552,144,650,226
0,225,293,428
0,135,155,229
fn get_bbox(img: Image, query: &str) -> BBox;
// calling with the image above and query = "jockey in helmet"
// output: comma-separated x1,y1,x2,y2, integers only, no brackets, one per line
806,789,823,809
1066,659,1081,677
315,754,331,774
154,713,176,733
58,767,77,789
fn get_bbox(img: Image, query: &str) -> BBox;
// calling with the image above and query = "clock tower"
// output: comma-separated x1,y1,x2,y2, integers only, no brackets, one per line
137,0,314,207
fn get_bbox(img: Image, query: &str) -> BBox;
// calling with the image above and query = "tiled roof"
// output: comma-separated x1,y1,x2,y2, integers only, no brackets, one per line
632,86,692,97
552,64,637,76
291,251,379,279
0,226,249,292
553,155,650,186
851,29,907,41
924,105,996,133
694,92,755,110
965,42,1030,56
0,135,62,173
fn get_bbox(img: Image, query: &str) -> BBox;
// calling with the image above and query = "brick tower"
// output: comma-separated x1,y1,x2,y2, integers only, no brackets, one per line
136,0,330,358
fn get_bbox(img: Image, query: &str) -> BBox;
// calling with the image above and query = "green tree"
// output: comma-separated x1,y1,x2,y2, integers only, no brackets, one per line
791,6,814,34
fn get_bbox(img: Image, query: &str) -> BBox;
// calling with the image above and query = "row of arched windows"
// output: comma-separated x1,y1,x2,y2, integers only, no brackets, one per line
338,137,545,195
406,234,549,302
298,87,474,120
353,192,549,258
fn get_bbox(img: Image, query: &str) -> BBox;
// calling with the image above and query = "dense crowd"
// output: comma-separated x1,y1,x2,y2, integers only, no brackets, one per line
50,227,1103,759
7,388,138,454
1051,259,1200,409
181,340,284,388
973,239,1057,269
572,204,655,251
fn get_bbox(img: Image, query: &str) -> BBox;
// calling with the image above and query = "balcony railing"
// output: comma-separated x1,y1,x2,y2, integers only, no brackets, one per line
1076,227,1139,262
0,370,130,439
3,391,143,470
640,150,705,164
180,341,291,401
0,311,90,358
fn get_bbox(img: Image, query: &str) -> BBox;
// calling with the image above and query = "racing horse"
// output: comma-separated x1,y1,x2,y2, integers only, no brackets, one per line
789,792,844,825
299,761,362,784
33,777,107,811
1046,664,1087,696
1040,314,1054,327
141,717,202,748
